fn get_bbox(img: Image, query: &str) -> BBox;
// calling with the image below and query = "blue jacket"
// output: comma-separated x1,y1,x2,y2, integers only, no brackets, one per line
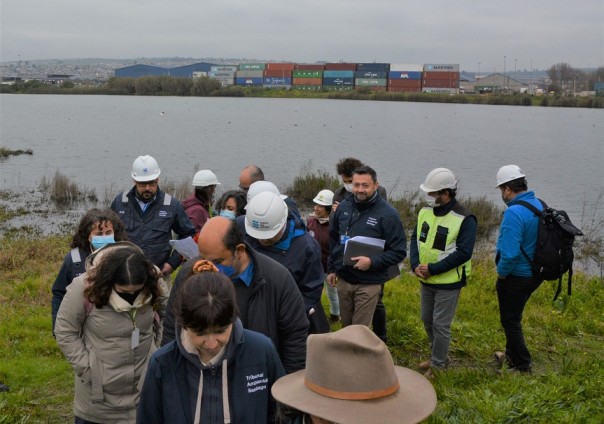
245,214,324,311
51,247,89,333
328,191,407,285
496,191,542,278
110,187,196,269
137,319,285,424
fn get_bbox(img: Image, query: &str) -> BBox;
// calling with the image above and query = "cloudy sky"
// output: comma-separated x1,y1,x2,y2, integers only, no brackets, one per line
1,0,602,71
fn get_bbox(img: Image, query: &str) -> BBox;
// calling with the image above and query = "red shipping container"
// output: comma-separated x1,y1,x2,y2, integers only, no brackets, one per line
264,69,293,77
388,87,422,93
295,64,325,70
423,71,459,80
292,77,322,85
388,79,422,88
422,79,459,88
266,63,296,71
324,63,357,71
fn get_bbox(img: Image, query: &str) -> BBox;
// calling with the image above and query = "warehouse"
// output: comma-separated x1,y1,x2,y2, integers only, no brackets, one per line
114,64,169,78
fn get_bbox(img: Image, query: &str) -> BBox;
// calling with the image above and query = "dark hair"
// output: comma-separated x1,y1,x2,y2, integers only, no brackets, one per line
70,208,127,252
439,188,457,199
174,272,237,334
194,185,216,203
215,190,247,216
501,177,528,193
84,245,161,308
223,219,244,253
316,205,331,215
353,165,377,183
244,165,265,184
336,157,364,177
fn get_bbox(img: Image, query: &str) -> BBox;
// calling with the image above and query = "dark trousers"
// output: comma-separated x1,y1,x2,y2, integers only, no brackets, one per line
372,284,387,343
496,275,543,370
308,300,330,334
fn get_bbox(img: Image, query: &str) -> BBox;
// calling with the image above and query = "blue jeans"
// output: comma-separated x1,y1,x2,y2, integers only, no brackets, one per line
420,284,461,369
496,275,543,370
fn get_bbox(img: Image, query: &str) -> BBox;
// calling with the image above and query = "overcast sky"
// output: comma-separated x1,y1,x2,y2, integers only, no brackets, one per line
1,0,602,71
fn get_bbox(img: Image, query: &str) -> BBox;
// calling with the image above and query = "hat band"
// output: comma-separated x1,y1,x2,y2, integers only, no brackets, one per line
305,378,400,400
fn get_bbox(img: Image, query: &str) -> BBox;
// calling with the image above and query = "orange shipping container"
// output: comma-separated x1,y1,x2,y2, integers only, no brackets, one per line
388,79,422,88
266,63,296,71
264,69,293,77
295,64,325,70
422,79,459,88
292,77,322,85
423,71,459,80
324,63,357,71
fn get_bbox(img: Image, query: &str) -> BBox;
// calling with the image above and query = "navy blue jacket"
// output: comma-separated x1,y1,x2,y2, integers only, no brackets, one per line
110,187,196,269
162,246,308,374
51,247,89,333
410,199,477,289
328,191,407,285
245,214,324,312
137,319,285,424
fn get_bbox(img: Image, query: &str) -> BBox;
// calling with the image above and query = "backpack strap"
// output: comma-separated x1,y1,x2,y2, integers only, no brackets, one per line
516,200,541,265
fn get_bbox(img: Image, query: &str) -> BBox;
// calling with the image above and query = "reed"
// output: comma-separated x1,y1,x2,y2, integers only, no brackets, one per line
39,171,97,205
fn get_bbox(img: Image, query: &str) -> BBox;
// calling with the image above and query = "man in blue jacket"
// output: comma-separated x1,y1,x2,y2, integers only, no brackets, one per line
327,166,407,328
110,155,196,276
494,165,543,373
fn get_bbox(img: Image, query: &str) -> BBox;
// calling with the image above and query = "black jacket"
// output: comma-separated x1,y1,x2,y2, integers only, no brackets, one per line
110,187,196,269
162,246,308,374
328,191,407,285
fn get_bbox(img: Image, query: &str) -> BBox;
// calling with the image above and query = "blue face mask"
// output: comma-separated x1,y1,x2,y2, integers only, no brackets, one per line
91,235,115,250
219,210,236,220
215,263,237,279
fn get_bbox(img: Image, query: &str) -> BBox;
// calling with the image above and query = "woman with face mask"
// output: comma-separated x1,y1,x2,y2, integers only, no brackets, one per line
137,260,285,424
55,242,168,424
51,208,127,334
215,189,247,220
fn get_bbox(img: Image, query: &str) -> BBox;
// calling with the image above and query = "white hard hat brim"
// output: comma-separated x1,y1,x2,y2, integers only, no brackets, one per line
132,172,160,182
245,221,283,240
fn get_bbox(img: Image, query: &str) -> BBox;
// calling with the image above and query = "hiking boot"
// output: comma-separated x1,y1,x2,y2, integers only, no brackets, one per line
329,314,340,323
418,360,431,370
493,351,507,365
423,368,435,379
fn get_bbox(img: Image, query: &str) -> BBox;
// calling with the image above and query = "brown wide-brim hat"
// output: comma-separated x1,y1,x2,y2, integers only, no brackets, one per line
272,325,437,424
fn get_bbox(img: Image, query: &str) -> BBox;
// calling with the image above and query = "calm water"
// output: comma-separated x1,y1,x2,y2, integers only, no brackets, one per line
0,94,602,224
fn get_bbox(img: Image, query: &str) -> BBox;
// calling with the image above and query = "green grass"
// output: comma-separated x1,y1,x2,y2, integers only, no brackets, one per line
1,235,602,422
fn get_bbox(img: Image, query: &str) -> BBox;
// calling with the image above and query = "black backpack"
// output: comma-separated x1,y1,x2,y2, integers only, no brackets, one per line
517,199,583,301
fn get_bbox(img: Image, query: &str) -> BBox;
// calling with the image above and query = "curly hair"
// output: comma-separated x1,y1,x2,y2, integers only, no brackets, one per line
84,244,161,308
70,208,127,252
175,270,237,334
336,157,364,177
215,190,247,217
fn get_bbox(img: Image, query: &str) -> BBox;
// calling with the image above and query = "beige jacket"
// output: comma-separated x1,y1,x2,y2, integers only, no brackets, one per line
55,242,169,423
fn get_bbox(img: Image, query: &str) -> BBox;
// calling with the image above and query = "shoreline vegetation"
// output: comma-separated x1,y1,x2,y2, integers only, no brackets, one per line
1,171,603,422
1,75,603,108
0,147,33,158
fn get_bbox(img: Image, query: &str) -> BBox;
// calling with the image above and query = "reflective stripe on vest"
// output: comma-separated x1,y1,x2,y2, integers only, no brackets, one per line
416,206,471,284
121,191,172,205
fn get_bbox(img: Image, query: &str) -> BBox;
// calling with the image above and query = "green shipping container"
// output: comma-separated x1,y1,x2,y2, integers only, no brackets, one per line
355,78,387,86
238,63,266,71
292,70,322,78
291,85,322,91
323,86,354,91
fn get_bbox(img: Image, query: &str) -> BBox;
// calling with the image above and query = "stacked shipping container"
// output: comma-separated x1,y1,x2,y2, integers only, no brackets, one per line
354,63,390,92
208,65,237,87
264,63,295,89
236,63,265,87
323,63,356,91
292,64,324,90
388,64,423,92
422,64,460,94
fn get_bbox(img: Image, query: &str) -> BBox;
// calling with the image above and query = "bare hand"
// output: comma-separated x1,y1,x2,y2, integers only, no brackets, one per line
327,273,337,287
351,256,371,271
332,201,340,212
161,263,174,276
415,264,431,278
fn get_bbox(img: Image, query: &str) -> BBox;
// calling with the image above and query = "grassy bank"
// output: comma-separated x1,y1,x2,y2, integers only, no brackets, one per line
1,235,603,422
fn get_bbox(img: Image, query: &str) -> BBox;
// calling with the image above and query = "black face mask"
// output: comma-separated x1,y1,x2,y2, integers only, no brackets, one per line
116,289,143,305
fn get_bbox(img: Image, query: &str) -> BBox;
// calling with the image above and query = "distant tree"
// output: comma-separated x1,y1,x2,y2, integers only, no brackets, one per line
191,76,221,96
547,63,575,91
106,77,136,94
61,81,75,88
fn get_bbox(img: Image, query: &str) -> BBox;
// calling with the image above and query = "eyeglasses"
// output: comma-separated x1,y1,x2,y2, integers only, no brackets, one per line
136,180,158,188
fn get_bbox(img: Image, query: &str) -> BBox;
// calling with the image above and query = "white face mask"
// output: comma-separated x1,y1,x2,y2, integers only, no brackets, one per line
425,194,438,207
344,183,353,192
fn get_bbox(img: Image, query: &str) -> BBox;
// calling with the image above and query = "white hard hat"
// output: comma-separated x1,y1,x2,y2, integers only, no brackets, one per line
419,168,457,192
131,155,161,182
245,191,288,240
313,189,334,206
192,170,221,187
247,181,287,202
495,165,526,188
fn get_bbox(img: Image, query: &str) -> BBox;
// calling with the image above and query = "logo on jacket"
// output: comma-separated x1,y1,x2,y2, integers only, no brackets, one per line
246,373,268,393
367,217,378,226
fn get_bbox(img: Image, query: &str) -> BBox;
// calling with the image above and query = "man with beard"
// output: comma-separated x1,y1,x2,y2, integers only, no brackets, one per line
327,166,407,328
111,155,196,276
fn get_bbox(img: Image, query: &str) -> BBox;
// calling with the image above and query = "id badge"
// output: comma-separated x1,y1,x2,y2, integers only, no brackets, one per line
340,235,350,245
131,328,140,350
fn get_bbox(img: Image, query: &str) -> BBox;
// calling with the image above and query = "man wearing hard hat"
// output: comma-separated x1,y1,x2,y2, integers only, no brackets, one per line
493,165,543,373
410,168,477,377
183,169,221,232
111,155,196,276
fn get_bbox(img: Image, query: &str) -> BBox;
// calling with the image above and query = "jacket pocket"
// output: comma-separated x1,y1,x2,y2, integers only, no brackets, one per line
432,225,449,251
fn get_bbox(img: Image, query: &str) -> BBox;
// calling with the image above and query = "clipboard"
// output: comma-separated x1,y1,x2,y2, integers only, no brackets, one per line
343,236,385,266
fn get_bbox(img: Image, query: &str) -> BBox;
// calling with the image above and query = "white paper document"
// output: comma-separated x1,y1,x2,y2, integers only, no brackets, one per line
169,236,199,260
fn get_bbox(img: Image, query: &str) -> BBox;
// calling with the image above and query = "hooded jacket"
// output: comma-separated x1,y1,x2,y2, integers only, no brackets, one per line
137,319,285,424
182,192,211,233
55,242,169,424
162,246,308,374
328,191,407,285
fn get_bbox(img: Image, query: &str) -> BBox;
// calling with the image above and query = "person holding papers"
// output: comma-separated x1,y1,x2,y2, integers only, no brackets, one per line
327,166,407,329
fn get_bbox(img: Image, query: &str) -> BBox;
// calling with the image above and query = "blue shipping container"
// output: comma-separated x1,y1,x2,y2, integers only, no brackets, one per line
263,77,292,85
356,63,390,72
388,71,422,80
323,70,355,78
323,77,354,86
235,77,264,86
354,71,387,79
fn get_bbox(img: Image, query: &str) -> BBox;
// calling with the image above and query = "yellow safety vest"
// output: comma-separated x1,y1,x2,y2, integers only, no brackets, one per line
416,206,471,284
